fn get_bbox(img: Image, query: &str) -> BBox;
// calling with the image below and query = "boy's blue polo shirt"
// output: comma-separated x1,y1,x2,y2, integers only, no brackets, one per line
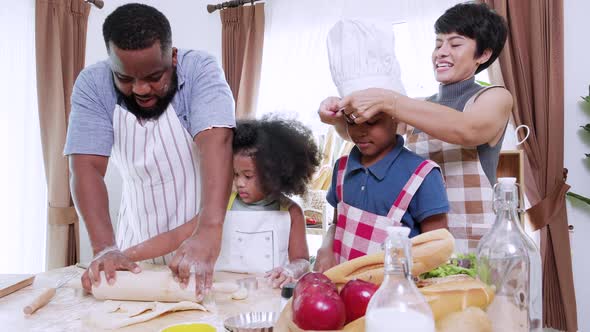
326,135,449,237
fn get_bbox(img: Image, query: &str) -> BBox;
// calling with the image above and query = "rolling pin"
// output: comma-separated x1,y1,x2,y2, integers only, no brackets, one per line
23,270,78,315
92,270,243,302
23,288,56,315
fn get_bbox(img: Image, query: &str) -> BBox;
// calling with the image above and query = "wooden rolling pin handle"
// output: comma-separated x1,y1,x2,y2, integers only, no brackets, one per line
23,288,56,315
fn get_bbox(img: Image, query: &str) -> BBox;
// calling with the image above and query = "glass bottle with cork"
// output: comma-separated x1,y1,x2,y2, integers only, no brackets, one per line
477,177,542,331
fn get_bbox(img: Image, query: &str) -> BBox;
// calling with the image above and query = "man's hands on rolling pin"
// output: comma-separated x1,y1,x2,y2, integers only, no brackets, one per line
168,223,222,302
81,247,141,292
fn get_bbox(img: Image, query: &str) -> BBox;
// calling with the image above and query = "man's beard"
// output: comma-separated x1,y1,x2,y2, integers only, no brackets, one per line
115,70,178,120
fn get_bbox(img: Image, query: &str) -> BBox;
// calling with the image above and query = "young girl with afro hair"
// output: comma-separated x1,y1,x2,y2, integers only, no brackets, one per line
122,116,321,288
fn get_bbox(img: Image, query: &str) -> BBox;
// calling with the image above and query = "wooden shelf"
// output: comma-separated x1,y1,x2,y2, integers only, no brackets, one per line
497,150,524,187
497,149,525,220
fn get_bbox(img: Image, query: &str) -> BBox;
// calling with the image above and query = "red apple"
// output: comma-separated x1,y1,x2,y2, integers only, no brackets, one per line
339,279,379,323
294,272,337,299
293,289,346,330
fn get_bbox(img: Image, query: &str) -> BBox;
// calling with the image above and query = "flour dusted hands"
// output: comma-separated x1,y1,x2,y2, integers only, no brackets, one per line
265,259,310,288
168,223,222,302
82,246,141,292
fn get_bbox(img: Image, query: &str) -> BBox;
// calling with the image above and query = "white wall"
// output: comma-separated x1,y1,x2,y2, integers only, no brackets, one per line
564,1,590,331
79,0,222,263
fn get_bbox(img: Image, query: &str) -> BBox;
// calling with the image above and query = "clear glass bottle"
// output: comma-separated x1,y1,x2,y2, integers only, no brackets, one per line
365,226,435,332
477,177,542,331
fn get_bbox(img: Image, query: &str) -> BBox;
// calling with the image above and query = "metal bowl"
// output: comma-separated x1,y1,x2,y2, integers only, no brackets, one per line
224,312,279,332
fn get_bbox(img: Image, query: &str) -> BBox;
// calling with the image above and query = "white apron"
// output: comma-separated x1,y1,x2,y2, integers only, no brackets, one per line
112,103,201,265
215,193,291,274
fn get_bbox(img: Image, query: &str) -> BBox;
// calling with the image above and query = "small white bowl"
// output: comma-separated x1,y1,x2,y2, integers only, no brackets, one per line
224,311,279,332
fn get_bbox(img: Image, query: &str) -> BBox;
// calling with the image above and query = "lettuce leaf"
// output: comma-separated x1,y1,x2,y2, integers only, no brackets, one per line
420,253,477,279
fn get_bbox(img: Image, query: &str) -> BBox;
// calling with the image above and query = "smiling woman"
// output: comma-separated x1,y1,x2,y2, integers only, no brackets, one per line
320,2,512,253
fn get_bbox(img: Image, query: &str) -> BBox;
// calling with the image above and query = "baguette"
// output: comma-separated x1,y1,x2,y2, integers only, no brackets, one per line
436,307,492,332
421,278,495,321
323,229,454,285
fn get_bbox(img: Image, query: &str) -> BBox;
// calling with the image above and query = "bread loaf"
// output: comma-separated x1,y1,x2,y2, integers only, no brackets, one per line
421,278,495,321
323,229,455,286
436,307,492,332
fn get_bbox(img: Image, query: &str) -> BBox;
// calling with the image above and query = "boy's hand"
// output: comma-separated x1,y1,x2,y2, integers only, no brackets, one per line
313,247,338,273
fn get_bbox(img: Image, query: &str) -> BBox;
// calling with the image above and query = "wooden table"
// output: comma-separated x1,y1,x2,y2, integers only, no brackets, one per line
0,265,282,331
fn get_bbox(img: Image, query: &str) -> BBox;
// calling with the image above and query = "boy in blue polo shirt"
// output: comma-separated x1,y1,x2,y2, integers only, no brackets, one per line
314,19,449,270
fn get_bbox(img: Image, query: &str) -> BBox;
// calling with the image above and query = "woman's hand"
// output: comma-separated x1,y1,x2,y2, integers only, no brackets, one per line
318,96,352,141
318,96,343,125
338,88,401,124
313,247,338,273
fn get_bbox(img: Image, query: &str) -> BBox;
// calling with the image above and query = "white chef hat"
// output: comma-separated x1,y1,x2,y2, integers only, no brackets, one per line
327,19,405,97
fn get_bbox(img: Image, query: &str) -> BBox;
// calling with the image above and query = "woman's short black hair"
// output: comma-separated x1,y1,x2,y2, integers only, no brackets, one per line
233,116,320,198
435,2,508,74
102,3,172,54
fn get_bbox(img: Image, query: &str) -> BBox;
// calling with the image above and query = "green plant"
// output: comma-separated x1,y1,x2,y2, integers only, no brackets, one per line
566,88,590,205
476,80,491,86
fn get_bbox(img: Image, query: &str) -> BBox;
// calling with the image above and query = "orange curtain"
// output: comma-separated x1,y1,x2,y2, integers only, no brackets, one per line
220,3,265,119
35,0,90,269
481,0,576,330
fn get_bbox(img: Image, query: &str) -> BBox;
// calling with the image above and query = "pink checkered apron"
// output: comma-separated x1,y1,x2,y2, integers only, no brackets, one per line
405,87,498,253
332,156,440,263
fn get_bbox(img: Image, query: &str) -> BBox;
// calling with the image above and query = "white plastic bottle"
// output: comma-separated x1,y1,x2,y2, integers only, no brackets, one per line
365,226,435,332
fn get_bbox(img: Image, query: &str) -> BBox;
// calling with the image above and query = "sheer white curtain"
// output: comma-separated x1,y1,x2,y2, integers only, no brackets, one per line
256,0,341,134
396,0,466,97
0,0,47,273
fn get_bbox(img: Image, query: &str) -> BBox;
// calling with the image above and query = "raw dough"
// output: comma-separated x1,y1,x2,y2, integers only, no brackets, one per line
85,300,207,330
88,270,248,329
92,270,241,302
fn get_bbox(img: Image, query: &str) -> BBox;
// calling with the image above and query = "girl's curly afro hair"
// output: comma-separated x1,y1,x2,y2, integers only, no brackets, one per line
233,116,320,198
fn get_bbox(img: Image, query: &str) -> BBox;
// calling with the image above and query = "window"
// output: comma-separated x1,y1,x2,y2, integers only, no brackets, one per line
0,0,47,273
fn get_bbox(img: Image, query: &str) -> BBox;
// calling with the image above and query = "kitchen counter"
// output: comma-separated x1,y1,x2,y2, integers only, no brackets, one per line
0,264,282,331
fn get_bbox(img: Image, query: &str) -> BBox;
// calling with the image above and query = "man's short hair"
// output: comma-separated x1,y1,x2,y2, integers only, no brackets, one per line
102,3,172,54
